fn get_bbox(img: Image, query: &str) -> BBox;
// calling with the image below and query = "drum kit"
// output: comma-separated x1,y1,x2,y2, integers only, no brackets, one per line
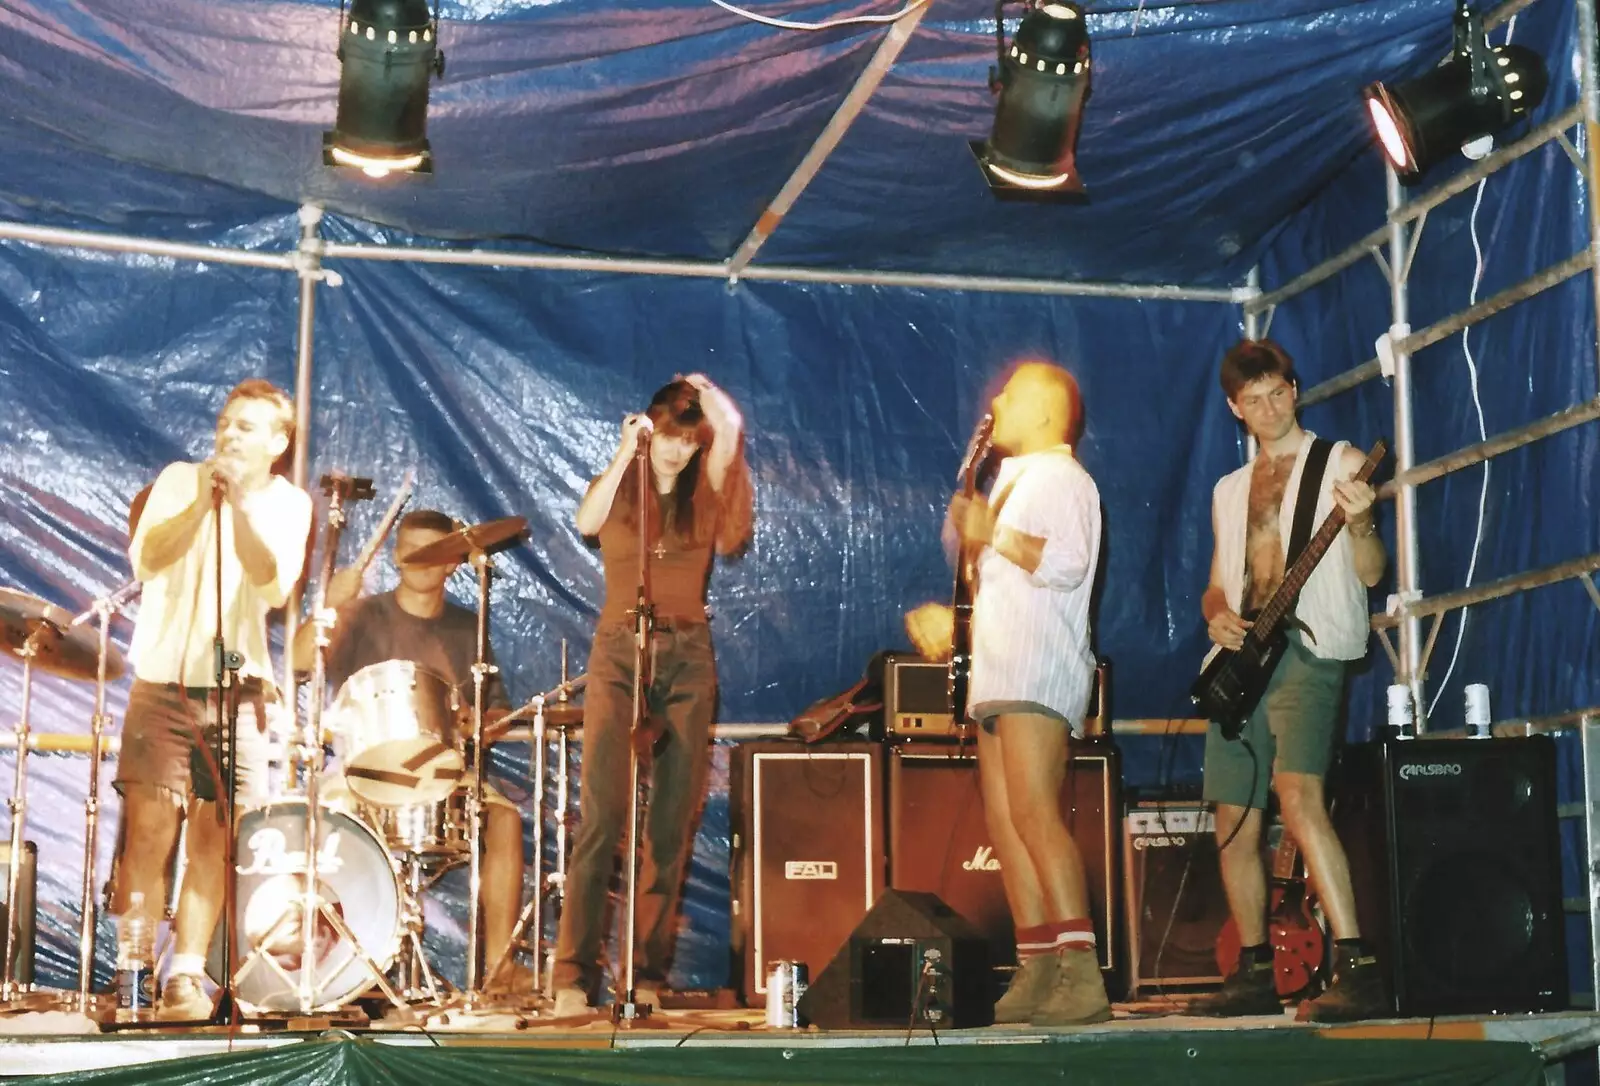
0,506,591,1022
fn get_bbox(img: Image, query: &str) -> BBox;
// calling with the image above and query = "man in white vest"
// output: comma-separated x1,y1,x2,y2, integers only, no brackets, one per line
1189,340,1387,1023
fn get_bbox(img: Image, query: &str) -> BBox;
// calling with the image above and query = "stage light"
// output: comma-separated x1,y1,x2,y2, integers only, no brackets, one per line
323,0,445,179
971,1,1092,202
1363,1,1546,180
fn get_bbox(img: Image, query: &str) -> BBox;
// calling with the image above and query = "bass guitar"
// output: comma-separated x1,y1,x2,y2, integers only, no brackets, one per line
947,412,994,721
1190,440,1385,739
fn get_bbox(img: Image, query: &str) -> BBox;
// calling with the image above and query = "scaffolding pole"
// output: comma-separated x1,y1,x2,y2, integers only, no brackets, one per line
1376,396,1600,496
1383,165,1427,724
1373,552,1600,628
725,2,929,277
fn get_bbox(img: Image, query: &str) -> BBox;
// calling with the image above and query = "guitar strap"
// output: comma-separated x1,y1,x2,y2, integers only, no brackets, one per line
1285,438,1334,568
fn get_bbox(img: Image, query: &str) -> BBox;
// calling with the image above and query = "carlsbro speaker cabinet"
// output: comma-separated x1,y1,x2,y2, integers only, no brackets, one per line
1123,804,1228,994
1338,736,1566,1017
730,741,885,1006
887,743,1118,979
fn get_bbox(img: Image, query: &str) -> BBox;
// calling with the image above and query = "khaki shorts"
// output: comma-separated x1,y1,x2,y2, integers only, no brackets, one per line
114,679,276,805
1202,639,1346,810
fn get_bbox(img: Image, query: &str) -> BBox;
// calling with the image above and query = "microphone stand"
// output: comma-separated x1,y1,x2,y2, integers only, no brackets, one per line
296,473,370,1013
613,426,656,1025
211,482,245,1027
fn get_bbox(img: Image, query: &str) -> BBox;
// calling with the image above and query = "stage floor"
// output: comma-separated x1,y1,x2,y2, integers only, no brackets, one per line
0,1001,1592,1078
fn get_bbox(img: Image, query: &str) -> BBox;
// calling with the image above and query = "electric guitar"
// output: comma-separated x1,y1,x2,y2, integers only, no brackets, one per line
1215,824,1327,1000
947,413,994,721
1190,440,1385,739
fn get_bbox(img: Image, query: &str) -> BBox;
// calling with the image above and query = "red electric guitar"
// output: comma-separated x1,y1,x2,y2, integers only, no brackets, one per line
1215,822,1327,1000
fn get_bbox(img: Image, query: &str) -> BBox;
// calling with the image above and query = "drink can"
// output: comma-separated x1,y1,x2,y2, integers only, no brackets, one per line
1464,683,1492,739
765,960,808,1028
1386,684,1415,740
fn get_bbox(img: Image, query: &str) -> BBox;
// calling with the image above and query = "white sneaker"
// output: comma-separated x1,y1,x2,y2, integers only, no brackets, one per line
551,987,589,1018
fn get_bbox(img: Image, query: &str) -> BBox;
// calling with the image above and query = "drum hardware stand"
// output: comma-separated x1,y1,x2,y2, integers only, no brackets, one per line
69,580,140,1016
1,622,55,1009
614,423,656,1026
488,668,587,1000
393,854,444,1004
243,470,408,1020
461,539,499,1006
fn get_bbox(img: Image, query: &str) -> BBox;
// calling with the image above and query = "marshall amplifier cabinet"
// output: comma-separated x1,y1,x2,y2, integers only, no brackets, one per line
886,742,1119,983
1123,803,1229,995
729,741,885,1006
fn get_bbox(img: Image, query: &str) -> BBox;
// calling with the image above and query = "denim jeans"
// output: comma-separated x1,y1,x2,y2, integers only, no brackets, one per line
553,622,717,994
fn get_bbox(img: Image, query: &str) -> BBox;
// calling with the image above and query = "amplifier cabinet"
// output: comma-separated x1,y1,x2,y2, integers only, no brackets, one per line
887,742,1118,977
729,742,885,1005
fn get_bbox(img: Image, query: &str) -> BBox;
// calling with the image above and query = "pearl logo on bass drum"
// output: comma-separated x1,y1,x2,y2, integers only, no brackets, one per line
785,861,839,880
1398,762,1462,781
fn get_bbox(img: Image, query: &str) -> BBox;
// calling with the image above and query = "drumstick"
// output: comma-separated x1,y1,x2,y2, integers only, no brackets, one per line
349,468,416,578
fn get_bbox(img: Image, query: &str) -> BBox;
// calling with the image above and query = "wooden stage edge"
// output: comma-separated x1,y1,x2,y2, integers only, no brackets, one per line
0,1005,1595,1076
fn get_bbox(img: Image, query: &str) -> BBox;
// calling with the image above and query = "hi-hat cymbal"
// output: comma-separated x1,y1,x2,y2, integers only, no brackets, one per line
402,517,529,567
0,588,126,681
500,699,584,730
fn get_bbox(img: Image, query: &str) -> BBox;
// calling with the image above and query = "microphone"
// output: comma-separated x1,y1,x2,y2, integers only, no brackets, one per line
634,416,654,450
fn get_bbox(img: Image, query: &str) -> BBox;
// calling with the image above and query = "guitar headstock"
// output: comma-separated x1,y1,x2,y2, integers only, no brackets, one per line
1354,439,1387,484
957,413,994,489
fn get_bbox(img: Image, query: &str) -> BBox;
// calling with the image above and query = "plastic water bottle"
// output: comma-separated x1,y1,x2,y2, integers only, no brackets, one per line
116,892,155,1020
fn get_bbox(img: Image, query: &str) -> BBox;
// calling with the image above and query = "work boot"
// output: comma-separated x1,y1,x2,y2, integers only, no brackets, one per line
993,955,1057,1024
1186,951,1281,1017
156,974,214,1022
1299,950,1388,1023
1028,947,1113,1027
550,986,590,1018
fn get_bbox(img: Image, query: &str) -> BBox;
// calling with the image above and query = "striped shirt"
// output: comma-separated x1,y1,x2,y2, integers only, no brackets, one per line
967,446,1102,732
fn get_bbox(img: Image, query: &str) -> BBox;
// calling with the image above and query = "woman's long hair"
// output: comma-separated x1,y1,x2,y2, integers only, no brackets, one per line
612,379,719,548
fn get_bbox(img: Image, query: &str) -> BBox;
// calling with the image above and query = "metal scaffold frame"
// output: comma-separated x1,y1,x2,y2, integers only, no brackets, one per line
0,0,1598,1013
1238,0,1600,1009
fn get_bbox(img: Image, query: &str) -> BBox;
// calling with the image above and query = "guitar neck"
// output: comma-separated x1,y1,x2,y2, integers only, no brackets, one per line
1269,823,1300,882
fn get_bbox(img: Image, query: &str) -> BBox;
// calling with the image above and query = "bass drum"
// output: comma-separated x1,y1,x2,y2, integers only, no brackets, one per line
208,801,401,1013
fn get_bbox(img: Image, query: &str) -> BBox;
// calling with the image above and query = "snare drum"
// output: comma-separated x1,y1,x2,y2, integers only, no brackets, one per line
207,800,401,1013
328,659,464,807
361,791,469,864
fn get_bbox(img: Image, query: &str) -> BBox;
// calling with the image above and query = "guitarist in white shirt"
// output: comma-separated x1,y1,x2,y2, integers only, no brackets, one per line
1190,340,1387,1022
942,361,1109,1027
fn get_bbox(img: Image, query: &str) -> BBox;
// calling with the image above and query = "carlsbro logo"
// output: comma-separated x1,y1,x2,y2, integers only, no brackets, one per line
1398,762,1462,781
785,861,838,880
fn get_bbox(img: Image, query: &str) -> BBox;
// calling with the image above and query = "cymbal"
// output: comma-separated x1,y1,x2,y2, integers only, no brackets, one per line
501,700,584,730
402,516,529,567
0,588,126,682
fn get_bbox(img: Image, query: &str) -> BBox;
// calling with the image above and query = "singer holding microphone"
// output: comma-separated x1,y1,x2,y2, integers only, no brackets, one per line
551,374,752,1018
113,379,312,1021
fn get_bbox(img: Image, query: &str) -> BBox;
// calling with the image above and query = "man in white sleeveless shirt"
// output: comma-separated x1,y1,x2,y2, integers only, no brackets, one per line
115,380,313,1020
1189,341,1386,1023
946,362,1109,1027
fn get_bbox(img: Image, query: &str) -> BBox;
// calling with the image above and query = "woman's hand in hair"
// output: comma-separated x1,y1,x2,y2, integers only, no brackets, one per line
681,373,743,437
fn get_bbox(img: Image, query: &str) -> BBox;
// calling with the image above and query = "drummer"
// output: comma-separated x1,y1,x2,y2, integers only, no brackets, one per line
291,508,529,992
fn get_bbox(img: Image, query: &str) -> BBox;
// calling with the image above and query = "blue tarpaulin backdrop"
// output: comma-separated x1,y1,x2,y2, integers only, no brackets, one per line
0,0,1595,1000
